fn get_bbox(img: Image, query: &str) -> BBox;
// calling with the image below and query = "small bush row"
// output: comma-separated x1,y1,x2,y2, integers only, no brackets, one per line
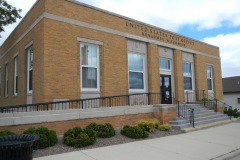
85,123,115,138
0,130,15,136
135,119,160,132
0,123,115,149
63,123,116,148
63,127,96,148
224,108,240,118
121,125,149,139
0,127,58,150
121,119,171,139
0,120,171,148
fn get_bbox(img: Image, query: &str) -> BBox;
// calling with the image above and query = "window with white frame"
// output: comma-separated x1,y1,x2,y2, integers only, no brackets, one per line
81,43,99,91
27,47,33,93
128,53,145,90
183,62,193,90
5,63,8,96
159,58,171,71
207,65,213,91
14,56,18,95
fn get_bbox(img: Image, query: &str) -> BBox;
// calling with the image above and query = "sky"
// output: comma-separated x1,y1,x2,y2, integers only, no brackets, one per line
1,0,240,78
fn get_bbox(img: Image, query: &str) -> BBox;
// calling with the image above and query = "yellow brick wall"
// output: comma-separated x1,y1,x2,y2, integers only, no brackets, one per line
44,0,219,56
147,43,160,93
194,54,223,100
173,50,184,102
0,0,223,106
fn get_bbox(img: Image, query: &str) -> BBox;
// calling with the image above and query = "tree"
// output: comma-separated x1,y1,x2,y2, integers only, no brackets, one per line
0,0,22,36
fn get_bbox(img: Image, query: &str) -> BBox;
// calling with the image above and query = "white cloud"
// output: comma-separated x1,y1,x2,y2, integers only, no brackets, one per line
1,0,240,45
76,0,240,31
203,32,240,77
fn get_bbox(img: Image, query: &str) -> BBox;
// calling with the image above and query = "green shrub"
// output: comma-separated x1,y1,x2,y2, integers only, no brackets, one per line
136,119,160,132
86,123,115,138
23,126,57,149
0,130,15,136
121,125,148,139
224,108,240,118
63,127,96,148
159,124,171,131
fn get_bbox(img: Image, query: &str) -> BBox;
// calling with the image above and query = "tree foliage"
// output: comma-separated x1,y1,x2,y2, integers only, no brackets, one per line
0,0,22,33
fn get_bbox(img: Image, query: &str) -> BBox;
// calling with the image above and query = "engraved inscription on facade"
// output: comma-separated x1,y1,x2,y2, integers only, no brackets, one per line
126,21,195,48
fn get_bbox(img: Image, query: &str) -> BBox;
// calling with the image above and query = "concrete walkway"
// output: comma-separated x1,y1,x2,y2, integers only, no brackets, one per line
34,121,240,160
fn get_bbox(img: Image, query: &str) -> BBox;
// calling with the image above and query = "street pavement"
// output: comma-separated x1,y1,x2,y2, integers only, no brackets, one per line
34,120,240,160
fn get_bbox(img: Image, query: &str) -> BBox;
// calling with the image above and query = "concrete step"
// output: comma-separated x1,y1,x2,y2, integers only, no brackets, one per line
194,116,230,126
171,104,231,130
194,112,226,120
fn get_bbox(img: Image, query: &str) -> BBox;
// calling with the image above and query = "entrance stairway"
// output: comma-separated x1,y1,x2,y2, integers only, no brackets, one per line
170,104,230,130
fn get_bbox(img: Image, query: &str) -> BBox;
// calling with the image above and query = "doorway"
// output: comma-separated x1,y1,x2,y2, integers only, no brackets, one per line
160,75,172,104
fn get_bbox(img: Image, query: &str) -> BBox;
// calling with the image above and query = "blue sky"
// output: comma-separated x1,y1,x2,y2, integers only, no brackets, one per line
1,0,240,78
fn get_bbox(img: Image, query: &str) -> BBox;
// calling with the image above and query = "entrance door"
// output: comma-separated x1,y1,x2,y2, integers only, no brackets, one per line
160,75,172,104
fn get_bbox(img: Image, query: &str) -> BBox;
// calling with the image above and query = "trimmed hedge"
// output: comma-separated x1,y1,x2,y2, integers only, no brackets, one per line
224,108,240,118
86,123,115,138
0,130,15,136
159,124,171,131
121,125,148,139
63,127,96,148
23,126,57,149
136,119,160,132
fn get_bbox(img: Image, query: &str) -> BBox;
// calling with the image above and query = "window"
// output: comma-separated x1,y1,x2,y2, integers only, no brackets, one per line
14,56,18,95
81,43,99,91
238,98,240,104
5,63,8,96
27,47,33,93
183,62,193,90
159,58,171,71
207,65,213,91
128,53,145,90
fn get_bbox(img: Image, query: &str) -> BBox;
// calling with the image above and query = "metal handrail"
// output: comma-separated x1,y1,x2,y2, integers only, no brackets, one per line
0,93,161,113
172,97,195,128
203,94,233,120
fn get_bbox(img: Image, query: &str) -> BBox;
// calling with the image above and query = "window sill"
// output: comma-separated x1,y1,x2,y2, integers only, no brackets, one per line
208,90,214,93
81,90,100,94
129,89,147,94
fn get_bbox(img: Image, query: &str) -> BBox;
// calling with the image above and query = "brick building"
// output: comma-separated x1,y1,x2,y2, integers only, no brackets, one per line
0,0,223,106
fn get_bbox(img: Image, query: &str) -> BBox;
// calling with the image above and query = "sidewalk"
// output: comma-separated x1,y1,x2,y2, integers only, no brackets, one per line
34,121,240,160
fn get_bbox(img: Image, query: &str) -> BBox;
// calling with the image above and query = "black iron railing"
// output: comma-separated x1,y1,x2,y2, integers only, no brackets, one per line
172,97,195,128
202,94,232,120
184,90,205,104
0,93,161,113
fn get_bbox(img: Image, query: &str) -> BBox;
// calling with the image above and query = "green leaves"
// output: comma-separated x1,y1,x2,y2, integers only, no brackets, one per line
0,0,22,33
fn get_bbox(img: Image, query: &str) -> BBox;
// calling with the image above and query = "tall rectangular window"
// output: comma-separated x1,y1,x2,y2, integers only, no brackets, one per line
81,43,99,91
5,63,8,96
183,62,193,90
14,56,18,95
27,47,33,93
207,65,213,91
128,53,145,90
159,58,171,71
